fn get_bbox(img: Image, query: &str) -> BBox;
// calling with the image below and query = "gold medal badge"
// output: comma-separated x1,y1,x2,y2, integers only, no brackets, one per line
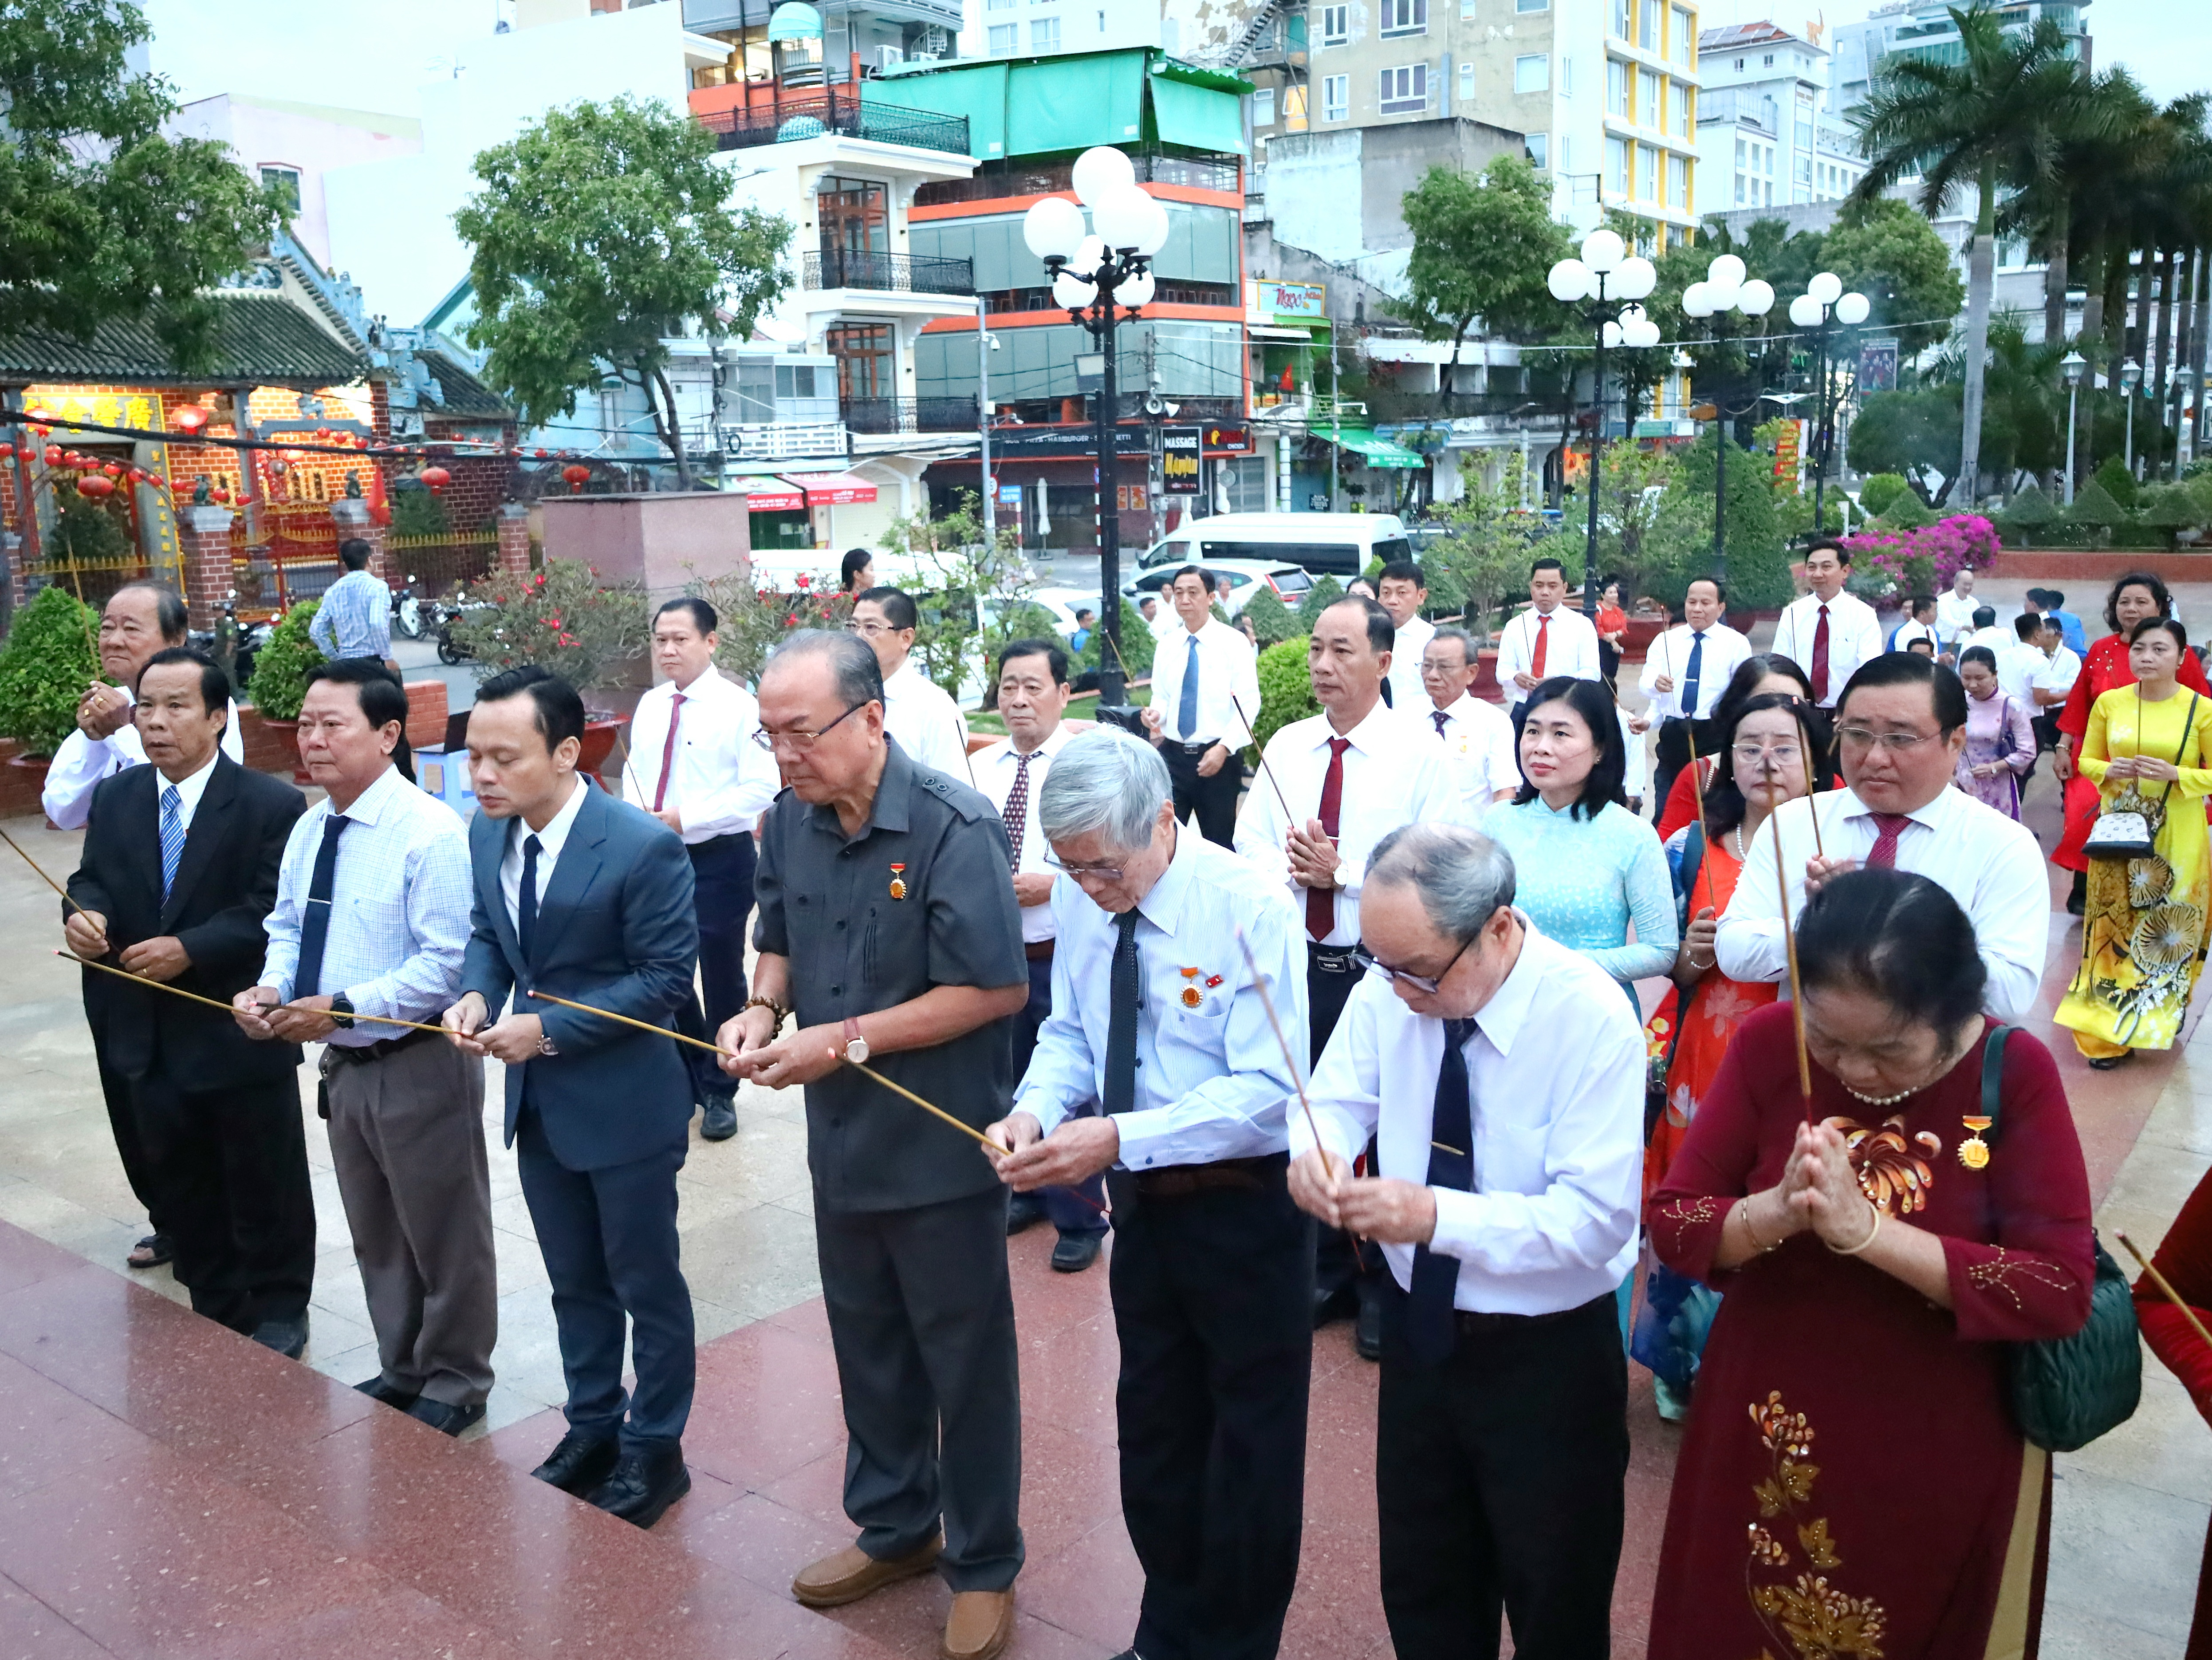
1179,966,1203,1008
888,862,908,900
1958,1116,1992,1170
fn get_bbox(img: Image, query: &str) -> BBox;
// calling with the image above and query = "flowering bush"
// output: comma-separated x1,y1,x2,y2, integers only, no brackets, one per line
692,568,853,687
1842,513,2000,598
444,557,649,694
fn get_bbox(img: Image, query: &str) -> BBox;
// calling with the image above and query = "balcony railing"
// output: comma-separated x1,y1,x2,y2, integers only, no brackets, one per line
694,90,970,158
803,249,975,296
721,420,851,460
843,397,981,436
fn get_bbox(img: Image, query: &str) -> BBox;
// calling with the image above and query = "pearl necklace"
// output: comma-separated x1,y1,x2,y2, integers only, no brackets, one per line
1842,1081,1920,1107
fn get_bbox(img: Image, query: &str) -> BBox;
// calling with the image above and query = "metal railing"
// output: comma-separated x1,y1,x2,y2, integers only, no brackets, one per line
383,529,498,598
722,420,852,460
694,91,970,158
842,397,981,436
803,249,974,296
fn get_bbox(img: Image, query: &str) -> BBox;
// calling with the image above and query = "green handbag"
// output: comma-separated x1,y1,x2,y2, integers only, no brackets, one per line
1980,1025,2142,1453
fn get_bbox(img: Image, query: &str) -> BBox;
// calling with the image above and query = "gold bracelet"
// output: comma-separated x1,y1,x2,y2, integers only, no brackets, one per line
1737,1197,1779,1254
1828,1203,1883,1256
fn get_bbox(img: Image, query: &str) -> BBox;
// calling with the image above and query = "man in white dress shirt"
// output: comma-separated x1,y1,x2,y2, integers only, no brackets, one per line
1888,593,1940,654
1419,628,1518,817
1378,558,1436,712
1638,576,1751,813
1291,822,1639,1659
1995,612,2051,710
973,638,1104,1271
1770,539,1884,708
1142,564,1260,846
1717,652,2050,1018
989,729,1311,1660
625,599,783,1142
1494,557,1601,707
42,582,243,833
1935,565,1981,649
850,586,972,780
2026,613,2082,753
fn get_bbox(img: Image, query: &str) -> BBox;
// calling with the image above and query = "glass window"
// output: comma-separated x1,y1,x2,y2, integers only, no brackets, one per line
1252,88,1275,127
1526,132,1548,168
1611,0,1629,37
1519,0,1548,9
1320,3,1348,43
817,176,889,255
1675,81,1692,136
1561,57,1573,96
1460,61,1475,100
987,21,1015,52
1736,172,1746,203
1795,152,1812,183
1672,6,1693,62
1030,15,1059,50
1608,134,1629,194
1641,0,1661,47
1669,153,1689,207
1639,142,1660,200
1322,72,1350,120
1515,54,1550,93
986,0,1011,9
826,324,893,401
1378,63,1428,114
1607,58,1626,115
1379,0,1427,36
1735,137,1746,166
260,166,302,216
1640,68,1661,126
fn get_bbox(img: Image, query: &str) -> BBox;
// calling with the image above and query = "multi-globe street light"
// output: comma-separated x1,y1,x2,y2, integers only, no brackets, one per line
1547,229,1660,615
2060,350,2087,505
1681,254,1777,581
1786,271,1870,532
1020,146,1169,709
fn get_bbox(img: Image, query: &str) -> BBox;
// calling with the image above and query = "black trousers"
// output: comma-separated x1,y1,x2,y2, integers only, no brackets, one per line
1107,1157,1313,1660
130,1068,315,1333
96,1054,169,1238
1162,741,1244,848
1308,945,1377,1307
677,832,755,1104
1375,1285,1628,1660
1650,717,1711,828
1009,950,1105,1234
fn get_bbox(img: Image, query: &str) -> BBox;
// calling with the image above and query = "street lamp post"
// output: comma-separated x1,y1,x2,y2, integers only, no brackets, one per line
1681,255,1777,582
2060,350,2087,505
2122,358,2143,478
2177,366,2198,480
1021,147,1167,710
1786,272,1871,533
1547,229,1659,616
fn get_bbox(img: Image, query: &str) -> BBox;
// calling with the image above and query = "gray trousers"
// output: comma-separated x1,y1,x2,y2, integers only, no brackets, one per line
815,1185,1024,1592
324,1035,497,1407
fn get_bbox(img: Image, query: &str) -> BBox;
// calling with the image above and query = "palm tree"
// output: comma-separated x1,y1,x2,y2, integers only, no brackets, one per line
1851,4,2095,507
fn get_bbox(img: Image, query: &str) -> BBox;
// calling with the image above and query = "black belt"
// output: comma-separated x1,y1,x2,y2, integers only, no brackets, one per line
1308,942,1357,973
1169,739,1219,755
323,1024,441,1067
1130,1153,1282,1199
1025,939,1055,961
1446,1293,1613,1338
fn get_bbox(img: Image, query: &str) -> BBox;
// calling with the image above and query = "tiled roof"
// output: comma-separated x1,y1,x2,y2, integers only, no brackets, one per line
419,351,513,421
0,292,366,388
1700,21,1810,51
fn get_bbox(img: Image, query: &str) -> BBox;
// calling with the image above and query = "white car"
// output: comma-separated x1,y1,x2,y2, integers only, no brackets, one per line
1123,559,1315,618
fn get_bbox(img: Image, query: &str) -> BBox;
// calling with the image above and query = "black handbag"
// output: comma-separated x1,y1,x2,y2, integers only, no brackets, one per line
1980,1026,2142,1452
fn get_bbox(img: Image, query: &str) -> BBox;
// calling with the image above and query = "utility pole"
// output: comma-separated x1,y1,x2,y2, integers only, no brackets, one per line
1147,334,1165,547
1328,315,1342,513
976,295,994,545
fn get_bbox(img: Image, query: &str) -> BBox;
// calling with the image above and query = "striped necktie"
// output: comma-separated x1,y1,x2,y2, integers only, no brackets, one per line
158,784,185,901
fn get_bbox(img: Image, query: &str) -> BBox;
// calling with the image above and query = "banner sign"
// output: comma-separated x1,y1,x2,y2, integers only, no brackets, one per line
1161,426,1203,494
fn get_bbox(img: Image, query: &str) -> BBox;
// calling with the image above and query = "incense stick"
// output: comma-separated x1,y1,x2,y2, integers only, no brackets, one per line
1771,809,1815,1124
58,952,449,1034
1228,692,1295,821
1233,926,1329,1168
2115,1230,2212,1355
2,826,80,907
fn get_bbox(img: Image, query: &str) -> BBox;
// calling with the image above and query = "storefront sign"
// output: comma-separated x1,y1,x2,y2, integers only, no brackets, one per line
1248,280,1326,320
1161,426,1202,493
1772,420,1803,487
1202,424,1252,454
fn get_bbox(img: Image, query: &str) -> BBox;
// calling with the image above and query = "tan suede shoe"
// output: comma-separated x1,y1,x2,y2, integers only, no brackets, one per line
940,1588,1015,1660
790,1536,943,1609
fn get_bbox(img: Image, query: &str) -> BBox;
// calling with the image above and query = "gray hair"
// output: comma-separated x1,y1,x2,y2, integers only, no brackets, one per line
766,628,884,708
1037,727,1171,853
1366,823,1517,941
1427,626,1477,666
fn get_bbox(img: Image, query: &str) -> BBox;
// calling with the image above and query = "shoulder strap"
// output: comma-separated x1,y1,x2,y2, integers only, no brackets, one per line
2157,691,2201,804
1980,1023,2016,1141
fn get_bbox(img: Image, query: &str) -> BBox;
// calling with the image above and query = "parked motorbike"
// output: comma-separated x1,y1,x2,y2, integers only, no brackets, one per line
434,597,490,666
392,575,424,641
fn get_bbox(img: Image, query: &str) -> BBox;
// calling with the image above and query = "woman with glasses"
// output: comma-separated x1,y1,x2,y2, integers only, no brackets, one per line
1635,692,1828,1420
1952,644,2036,820
1654,654,1818,840
2055,616,2212,1069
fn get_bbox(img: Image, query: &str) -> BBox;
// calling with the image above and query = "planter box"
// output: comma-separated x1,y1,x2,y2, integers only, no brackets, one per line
1979,549,2204,583
1,747,50,821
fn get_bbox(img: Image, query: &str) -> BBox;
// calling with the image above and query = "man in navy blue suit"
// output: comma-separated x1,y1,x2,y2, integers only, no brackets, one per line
443,666,700,1529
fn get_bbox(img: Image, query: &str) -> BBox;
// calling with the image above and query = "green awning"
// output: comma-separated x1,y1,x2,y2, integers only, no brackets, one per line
1006,53,1147,154
1148,71,1246,157
1322,427,1425,468
866,59,1007,158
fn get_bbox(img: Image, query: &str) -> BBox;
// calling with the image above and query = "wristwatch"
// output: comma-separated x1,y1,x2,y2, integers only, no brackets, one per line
842,1017,870,1065
328,992,356,1030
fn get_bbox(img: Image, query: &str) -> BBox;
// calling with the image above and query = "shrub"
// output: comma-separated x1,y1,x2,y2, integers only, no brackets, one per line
51,496,132,563
1240,584,1300,648
2067,478,2126,529
1252,636,1316,754
2090,455,2138,513
1842,514,1999,598
2005,480,2057,526
244,601,326,722
1296,575,1345,629
0,585,99,757
692,568,850,688
1857,473,1913,518
2141,483,2208,545
444,558,649,694
1074,598,1156,679
389,483,450,538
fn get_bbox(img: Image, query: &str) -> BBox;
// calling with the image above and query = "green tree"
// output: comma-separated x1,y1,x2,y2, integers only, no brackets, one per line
1296,575,1346,629
0,586,98,757
2091,454,2139,511
244,601,326,722
1420,453,1549,630
879,489,1039,693
1858,473,1914,517
1669,430,1789,607
1396,156,1573,394
1251,637,1316,753
455,96,793,489
1848,390,1963,504
1591,442,1700,600
0,0,280,372
1240,584,1300,648
1817,197,1966,358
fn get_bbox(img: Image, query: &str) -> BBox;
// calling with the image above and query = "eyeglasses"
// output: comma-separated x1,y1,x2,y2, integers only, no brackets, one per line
1834,725,1943,753
1351,931,1476,995
844,619,898,639
752,702,867,752
1043,854,1126,884
1729,741,1803,767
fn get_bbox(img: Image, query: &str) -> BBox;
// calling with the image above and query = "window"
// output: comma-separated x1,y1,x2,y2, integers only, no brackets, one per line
987,21,1015,52
817,176,889,255
1672,7,1693,63
1459,61,1475,100
1030,15,1059,50
1559,134,1572,173
1674,81,1692,137
1518,0,1548,9
1639,68,1661,126
1379,0,1427,36
1561,57,1573,96
1525,132,1548,168
1735,137,1745,166
1763,52,1775,65
1736,172,1746,203
260,165,302,216
1319,3,1348,43
985,0,1010,10
1252,88,1275,126
1641,0,1661,48
826,324,893,400
1733,57,1744,70
1638,142,1660,200
1608,134,1629,194
1283,83,1308,130
1669,152,1689,207
1322,72,1349,120
1378,62,1427,114
1515,54,1549,93
1795,152,1812,183
1607,58,1626,115
1611,0,1629,37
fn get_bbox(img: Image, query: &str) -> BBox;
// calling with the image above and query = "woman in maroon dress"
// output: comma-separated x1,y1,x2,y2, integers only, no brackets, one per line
1646,869,2095,1660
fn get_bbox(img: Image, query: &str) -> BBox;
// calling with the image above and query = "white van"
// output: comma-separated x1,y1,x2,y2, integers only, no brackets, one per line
1135,512,1414,581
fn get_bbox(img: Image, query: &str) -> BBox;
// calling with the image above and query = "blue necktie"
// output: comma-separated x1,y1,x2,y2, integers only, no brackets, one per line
1681,631,1705,719
158,784,185,902
1407,1017,1477,1365
518,833,543,965
291,815,347,998
1177,633,1200,741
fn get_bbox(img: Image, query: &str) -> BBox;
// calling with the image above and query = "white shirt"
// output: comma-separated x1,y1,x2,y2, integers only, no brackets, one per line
621,665,780,845
1936,588,1981,646
1421,692,1520,816
1236,702,1473,947
1494,604,1602,702
1147,616,1260,748
153,750,221,835
1963,625,2013,659
1636,622,1752,721
41,684,245,830
1384,613,1436,712
499,773,589,935
1146,605,1177,641
1890,618,1939,653
974,724,1073,945
1771,591,1884,707
882,657,972,781
1620,706,1650,799
2034,643,2082,702
1015,827,1307,1171
1995,643,2047,707
1715,785,2051,1019
1297,922,1644,1315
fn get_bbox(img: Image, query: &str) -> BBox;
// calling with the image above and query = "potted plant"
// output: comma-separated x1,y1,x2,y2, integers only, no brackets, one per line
244,601,326,781
0,585,99,786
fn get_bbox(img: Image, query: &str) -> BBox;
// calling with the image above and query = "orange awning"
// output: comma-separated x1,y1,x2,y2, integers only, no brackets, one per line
779,470,878,506
744,478,807,511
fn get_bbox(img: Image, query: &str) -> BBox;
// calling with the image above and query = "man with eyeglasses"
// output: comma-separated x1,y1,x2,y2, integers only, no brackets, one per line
1290,822,1641,1660
1639,576,1750,813
986,729,1311,1660
1420,627,1519,819
1716,652,2050,1018
848,585,974,781
720,630,1029,1660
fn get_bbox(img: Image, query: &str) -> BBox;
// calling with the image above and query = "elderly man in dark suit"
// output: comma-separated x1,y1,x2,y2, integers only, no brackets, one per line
444,666,700,1530
65,647,311,1352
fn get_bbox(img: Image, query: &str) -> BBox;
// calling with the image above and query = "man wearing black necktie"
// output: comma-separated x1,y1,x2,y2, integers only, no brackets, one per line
65,648,313,1353
1291,823,1642,1660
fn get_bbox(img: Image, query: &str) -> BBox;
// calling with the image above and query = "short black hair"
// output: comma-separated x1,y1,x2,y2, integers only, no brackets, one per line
998,636,1070,686
475,663,586,752
841,547,874,588
305,658,416,781
1321,594,1394,656
1379,558,1426,588
1805,536,1852,566
1906,637,1936,655
1910,593,1937,617
111,582,189,643
2044,589,2066,608
1837,651,1968,735
2013,612,2044,643
2024,587,2050,607
1958,645,1998,673
654,596,718,635
1170,564,1212,592
2130,615,2189,653
2106,571,2174,634
1714,652,1814,726
1971,604,1996,628
1798,868,1985,1033
855,585,917,631
339,538,373,572
1074,607,1094,623
138,645,229,719
1685,575,1726,606
1530,556,1566,580
1511,676,1626,820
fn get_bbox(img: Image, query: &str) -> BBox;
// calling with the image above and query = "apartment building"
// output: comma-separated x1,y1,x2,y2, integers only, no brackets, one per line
1831,0,2093,115
1696,22,1863,214
960,0,1161,60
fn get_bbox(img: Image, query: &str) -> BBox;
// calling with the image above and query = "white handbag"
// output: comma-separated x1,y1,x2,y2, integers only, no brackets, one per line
2085,688,2197,860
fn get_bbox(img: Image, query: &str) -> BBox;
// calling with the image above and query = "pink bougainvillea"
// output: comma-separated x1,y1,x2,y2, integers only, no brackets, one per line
1843,514,2001,594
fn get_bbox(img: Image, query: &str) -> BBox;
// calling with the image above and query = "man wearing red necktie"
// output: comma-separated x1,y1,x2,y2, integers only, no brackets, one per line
1772,540,1883,709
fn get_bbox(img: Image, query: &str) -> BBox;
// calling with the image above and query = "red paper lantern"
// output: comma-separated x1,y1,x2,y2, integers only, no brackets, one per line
561,463,592,494
43,446,63,465
102,461,122,477
418,465,452,493
75,474,115,499
0,445,12,461
127,467,145,482
172,405,210,435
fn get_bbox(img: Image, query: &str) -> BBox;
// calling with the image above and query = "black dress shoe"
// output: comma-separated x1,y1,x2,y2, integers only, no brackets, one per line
531,1429,622,1495
1051,1230,1104,1273
250,1314,309,1360
406,1397,486,1437
1354,1293,1383,1362
1312,1282,1358,1329
585,1443,692,1529
700,1097,738,1141
1006,1191,1046,1237
126,1233,173,1270
355,1376,421,1411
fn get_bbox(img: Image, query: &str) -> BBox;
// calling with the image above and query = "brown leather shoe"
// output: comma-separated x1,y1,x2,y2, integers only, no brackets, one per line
790,1536,942,1609
940,1589,1014,1660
